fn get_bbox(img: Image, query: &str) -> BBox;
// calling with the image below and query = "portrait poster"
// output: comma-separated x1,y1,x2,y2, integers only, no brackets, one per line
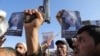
41,32,54,49
82,20,91,26
90,20,100,26
5,12,24,36
62,10,82,39
82,20,100,26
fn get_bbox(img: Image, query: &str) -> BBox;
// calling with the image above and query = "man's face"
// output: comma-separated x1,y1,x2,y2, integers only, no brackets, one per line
56,43,68,56
65,14,76,25
72,31,96,56
11,15,19,26
15,43,26,55
69,18,76,25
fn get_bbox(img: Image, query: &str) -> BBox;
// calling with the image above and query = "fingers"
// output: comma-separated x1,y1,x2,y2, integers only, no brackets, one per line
56,10,67,26
24,9,42,18
56,10,62,18
0,35,5,39
0,35,6,42
24,9,43,22
47,40,52,45
24,9,33,15
56,9,66,18
34,9,43,22
1,37,6,44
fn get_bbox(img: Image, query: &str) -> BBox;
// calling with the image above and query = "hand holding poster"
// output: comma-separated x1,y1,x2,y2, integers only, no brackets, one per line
41,32,54,49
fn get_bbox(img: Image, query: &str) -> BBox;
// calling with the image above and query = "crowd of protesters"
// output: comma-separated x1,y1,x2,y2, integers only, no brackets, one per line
0,9,100,56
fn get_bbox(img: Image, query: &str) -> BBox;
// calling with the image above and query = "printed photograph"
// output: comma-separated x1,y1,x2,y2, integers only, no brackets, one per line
6,12,24,36
82,20,91,26
62,10,82,38
41,32,54,49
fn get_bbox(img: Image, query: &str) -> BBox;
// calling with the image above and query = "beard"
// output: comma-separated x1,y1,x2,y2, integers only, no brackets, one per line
16,51,24,56
16,50,27,56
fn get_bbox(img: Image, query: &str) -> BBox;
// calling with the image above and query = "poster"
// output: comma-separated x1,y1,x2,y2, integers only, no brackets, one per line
6,12,24,36
82,20,90,26
41,32,54,49
91,20,100,26
62,10,82,39
82,20,100,26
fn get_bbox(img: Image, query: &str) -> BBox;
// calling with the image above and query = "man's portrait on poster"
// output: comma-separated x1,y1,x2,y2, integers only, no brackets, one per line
62,10,81,31
8,12,23,31
95,20,100,26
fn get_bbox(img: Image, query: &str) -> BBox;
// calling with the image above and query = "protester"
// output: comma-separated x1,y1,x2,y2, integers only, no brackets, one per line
0,10,16,56
0,10,9,37
56,9,74,49
24,9,43,56
41,38,69,56
72,25,100,56
55,40,69,56
0,10,8,47
15,42,27,56
0,9,43,56
41,38,52,56
24,9,56,56
24,9,70,56
0,9,42,56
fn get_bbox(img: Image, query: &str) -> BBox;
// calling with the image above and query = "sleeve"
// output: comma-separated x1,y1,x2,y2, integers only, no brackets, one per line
28,46,43,56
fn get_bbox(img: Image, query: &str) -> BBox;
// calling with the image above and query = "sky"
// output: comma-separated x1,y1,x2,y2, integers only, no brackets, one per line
0,0,100,50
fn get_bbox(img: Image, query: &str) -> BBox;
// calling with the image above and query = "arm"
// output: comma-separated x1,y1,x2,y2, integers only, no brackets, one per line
24,9,43,55
41,38,52,52
56,10,74,49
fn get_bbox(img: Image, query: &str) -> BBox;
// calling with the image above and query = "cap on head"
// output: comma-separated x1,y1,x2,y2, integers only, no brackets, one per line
56,40,68,45
16,42,27,51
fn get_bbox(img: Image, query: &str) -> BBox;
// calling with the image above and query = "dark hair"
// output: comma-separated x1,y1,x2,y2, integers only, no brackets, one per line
77,25,100,45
